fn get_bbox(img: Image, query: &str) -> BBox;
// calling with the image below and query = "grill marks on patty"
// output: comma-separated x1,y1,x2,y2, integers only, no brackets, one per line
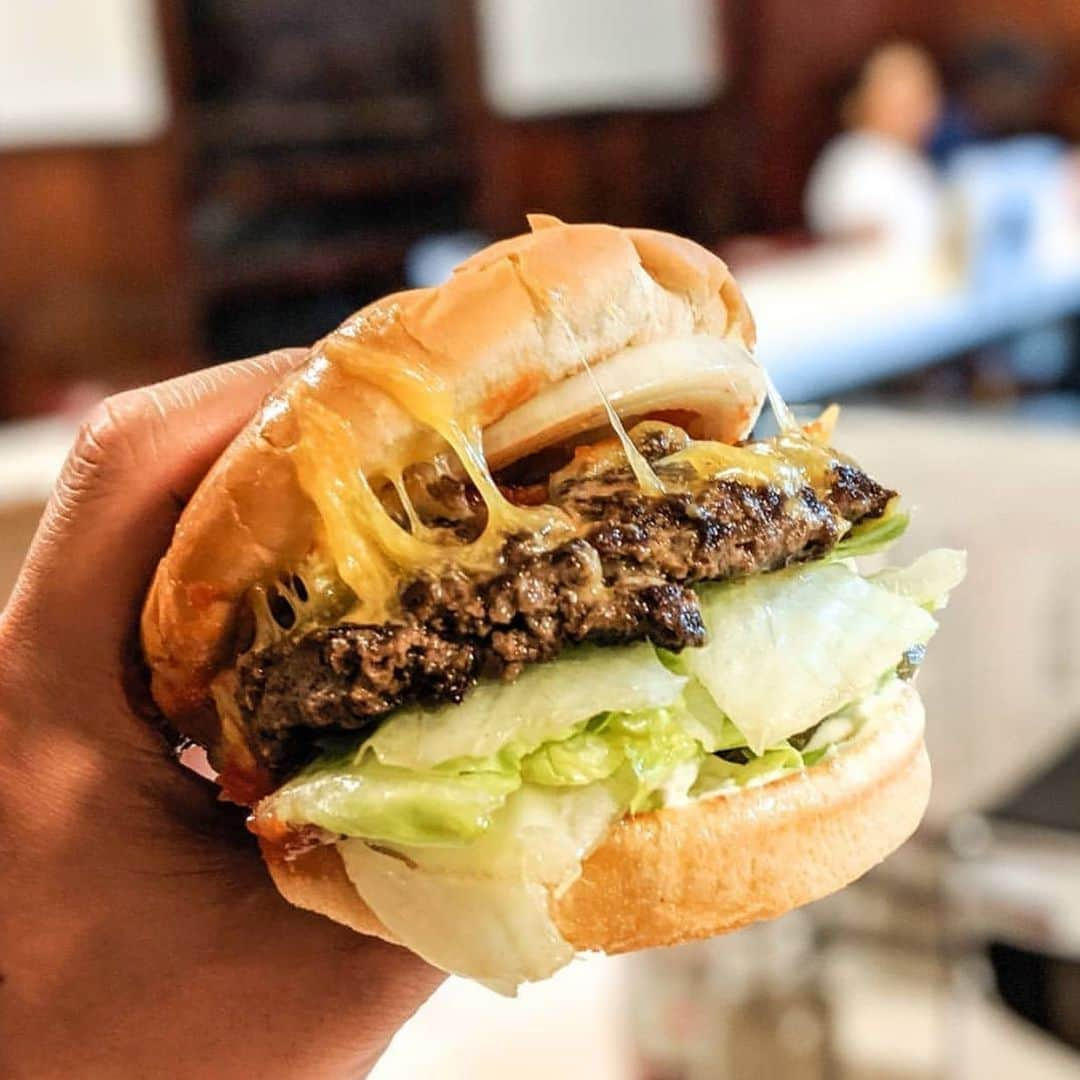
236,442,894,773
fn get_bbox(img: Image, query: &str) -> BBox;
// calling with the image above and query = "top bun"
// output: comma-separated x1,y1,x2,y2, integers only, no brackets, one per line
141,217,761,761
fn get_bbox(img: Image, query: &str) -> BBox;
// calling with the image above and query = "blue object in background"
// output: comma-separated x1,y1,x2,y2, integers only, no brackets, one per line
405,232,490,288
948,136,1067,291
928,100,980,168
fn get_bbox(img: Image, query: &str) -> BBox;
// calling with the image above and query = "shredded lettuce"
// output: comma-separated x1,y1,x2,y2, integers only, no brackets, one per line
520,730,623,787
263,703,702,845
258,647,688,846
691,744,805,796
590,708,704,812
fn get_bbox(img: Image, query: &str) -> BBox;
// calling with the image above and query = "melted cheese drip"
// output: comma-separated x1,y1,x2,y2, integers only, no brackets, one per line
762,366,798,432
250,584,287,651
276,289,831,629
290,335,575,622
664,429,842,496
388,473,431,539
578,351,665,496
732,332,798,433
511,252,664,497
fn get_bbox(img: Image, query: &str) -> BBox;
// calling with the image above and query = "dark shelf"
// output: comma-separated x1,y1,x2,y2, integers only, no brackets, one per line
199,228,425,298
199,144,464,214
196,96,444,149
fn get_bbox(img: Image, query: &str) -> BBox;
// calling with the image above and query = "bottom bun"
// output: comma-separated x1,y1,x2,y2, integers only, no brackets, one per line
262,683,930,956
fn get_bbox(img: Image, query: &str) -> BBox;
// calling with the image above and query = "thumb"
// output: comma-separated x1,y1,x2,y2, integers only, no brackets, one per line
2,350,307,672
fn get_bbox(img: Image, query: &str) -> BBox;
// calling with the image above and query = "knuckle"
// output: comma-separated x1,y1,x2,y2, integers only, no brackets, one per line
65,389,157,497
72,390,152,471
71,401,119,474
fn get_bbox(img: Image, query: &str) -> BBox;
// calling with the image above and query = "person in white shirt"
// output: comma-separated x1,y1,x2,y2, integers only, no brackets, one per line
805,43,945,260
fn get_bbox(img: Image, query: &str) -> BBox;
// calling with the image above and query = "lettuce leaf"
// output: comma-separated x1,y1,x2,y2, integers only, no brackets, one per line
691,744,805,796
590,708,703,811
684,561,939,753
830,503,909,559
338,782,623,994
520,731,623,787
371,781,624,881
521,701,728,809
871,548,967,611
360,643,685,771
677,677,748,751
257,756,520,846
273,643,685,849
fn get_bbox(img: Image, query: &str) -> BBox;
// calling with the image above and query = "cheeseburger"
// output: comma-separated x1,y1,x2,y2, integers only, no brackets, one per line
142,217,964,993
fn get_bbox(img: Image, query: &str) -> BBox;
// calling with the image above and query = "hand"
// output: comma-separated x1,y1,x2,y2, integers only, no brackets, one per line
0,355,443,1079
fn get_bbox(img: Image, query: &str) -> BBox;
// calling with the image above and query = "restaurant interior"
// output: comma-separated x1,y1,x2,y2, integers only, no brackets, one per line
2,2,1079,1077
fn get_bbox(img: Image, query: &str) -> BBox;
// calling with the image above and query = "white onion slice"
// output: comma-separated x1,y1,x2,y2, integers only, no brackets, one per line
483,334,765,467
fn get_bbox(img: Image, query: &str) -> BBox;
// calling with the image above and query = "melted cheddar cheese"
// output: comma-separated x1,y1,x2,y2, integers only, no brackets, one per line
251,323,842,641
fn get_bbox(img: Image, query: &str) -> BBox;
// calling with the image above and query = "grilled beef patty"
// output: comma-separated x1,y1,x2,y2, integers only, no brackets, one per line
236,430,893,774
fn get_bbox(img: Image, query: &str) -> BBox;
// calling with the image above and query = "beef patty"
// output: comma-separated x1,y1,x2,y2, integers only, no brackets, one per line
236,429,893,773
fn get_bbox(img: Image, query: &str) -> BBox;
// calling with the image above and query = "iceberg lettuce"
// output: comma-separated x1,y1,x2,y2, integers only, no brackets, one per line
338,782,624,994
256,756,520,846
682,562,939,753
691,744,805,796
257,546,965,993
258,647,691,847
871,548,967,611
830,503,909,559
360,643,685,771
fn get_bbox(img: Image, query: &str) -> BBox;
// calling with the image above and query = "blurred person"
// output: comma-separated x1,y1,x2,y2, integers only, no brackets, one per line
0,354,443,1078
805,43,945,260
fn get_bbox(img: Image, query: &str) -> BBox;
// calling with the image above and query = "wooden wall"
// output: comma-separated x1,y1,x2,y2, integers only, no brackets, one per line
445,0,758,241
952,0,1080,138
1,0,1076,419
449,1,950,236
0,141,195,416
954,0,1080,39
452,0,1078,235
0,1,193,419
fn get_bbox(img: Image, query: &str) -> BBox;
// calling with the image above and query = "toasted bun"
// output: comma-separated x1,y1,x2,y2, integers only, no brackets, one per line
142,217,761,760
263,683,929,958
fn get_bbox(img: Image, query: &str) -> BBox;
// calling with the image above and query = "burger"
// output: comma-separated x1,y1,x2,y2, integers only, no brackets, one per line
142,217,965,993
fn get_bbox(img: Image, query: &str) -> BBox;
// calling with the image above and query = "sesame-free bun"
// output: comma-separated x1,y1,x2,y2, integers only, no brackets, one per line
141,218,762,763
263,683,929,959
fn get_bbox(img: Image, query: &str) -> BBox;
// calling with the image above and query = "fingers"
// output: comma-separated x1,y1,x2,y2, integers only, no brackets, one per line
3,350,307,667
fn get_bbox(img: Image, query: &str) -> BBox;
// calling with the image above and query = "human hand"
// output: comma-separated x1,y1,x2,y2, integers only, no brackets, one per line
0,355,443,1079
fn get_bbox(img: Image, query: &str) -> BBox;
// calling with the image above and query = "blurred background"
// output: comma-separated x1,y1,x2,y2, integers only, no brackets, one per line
2,2,1080,1077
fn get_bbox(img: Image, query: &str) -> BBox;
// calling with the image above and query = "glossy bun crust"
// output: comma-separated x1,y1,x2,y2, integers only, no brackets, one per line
263,684,930,958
